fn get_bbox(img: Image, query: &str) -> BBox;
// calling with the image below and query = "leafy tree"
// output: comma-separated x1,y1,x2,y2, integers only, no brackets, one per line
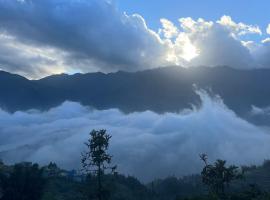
1,162,45,200
46,162,61,177
199,154,243,199
81,129,117,200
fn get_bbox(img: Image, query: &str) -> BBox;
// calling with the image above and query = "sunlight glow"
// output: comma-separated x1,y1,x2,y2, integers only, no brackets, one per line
181,42,199,61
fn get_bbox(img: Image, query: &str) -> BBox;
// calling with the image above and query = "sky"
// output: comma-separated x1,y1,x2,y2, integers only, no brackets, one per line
116,0,270,33
0,0,269,79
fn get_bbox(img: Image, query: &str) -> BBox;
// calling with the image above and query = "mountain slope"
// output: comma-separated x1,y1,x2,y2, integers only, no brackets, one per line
1,66,270,125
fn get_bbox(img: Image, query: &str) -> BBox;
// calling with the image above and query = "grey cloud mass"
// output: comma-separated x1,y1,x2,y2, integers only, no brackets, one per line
253,39,270,68
189,24,256,69
1,90,270,182
0,0,270,78
0,0,167,77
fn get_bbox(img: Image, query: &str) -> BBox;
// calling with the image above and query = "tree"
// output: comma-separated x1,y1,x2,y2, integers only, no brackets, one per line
46,162,61,177
1,162,45,200
199,154,243,199
81,129,116,200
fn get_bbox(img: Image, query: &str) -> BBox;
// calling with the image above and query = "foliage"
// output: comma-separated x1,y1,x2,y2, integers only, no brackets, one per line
81,129,117,200
81,174,152,200
81,130,117,174
199,154,243,198
151,175,205,200
41,177,86,200
3,133,270,200
0,160,270,200
0,162,45,200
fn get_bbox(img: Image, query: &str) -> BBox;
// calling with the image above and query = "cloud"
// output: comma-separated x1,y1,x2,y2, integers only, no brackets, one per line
267,24,270,34
247,105,270,126
163,16,260,69
159,18,178,39
0,33,67,78
1,90,270,182
0,0,269,77
251,105,270,116
217,15,262,36
0,0,169,78
251,38,270,68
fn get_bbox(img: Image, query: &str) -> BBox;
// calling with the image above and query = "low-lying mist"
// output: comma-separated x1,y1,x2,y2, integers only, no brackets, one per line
0,90,270,182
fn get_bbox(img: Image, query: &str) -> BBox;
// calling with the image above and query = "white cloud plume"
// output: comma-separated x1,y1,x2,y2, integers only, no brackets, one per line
267,24,270,34
160,18,179,39
251,105,270,116
1,90,270,182
163,16,259,68
217,15,262,36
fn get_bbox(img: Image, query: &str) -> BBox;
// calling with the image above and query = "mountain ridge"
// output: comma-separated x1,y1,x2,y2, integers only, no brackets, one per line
1,66,270,125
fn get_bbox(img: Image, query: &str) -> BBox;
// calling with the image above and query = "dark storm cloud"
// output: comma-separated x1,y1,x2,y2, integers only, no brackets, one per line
1,90,270,182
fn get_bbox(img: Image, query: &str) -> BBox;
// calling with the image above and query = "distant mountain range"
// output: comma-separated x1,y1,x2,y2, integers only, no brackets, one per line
1,66,270,125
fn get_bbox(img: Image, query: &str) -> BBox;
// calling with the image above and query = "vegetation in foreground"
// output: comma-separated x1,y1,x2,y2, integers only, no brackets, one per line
1,129,270,200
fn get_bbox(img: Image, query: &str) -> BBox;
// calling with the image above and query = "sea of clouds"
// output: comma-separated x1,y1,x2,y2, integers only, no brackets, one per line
0,90,270,182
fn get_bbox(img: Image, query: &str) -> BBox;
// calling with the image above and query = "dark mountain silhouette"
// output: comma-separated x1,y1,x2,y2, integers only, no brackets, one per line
1,66,270,125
